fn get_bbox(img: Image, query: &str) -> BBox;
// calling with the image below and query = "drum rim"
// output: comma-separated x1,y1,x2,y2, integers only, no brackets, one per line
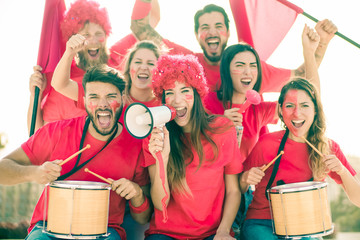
275,224,334,238
49,180,111,190
268,181,327,193
44,230,110,239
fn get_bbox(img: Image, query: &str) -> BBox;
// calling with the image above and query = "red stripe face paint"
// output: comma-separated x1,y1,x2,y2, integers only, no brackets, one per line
219,30,228,37
110,100,121,113
199,31,207,41
130,68,136,80
165,97,171,105
98,37,105,43
88,101,97,113
185,94,193,101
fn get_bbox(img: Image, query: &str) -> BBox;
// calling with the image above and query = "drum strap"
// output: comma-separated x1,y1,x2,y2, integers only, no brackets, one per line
265,129,289,199
58,117,118,180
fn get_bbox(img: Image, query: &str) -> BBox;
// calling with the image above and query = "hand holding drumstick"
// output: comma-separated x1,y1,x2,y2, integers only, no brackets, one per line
301,136,347,175
240,151,284,192
84,168,144,201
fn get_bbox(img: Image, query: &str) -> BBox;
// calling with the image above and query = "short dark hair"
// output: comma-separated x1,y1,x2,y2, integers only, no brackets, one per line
194,4,230,34
82,64,125,94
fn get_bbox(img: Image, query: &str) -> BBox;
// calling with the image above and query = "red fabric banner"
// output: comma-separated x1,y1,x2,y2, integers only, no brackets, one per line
37,0,66,98
229,0,298,60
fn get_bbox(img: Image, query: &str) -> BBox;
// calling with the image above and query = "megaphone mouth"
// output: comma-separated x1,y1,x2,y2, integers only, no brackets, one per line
124,103,175,139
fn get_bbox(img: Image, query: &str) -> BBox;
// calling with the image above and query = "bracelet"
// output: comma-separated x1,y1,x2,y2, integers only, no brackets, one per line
129,196,150,214
131,0,151,20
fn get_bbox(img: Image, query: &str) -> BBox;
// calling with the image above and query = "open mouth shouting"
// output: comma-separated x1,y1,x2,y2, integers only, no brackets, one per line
176,107,187,119
97,110,112,129
240,78,252,86
291,119,305,128
206,37,220,53
88,47,100,59
137,73,150,83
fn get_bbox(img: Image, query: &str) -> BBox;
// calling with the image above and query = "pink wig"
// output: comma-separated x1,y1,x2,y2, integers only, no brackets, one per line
152,54,209,101
61,0,111,41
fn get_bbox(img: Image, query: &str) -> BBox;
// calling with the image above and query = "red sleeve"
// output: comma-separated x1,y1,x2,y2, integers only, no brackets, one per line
256,101,278,127
162,39,194,55
21,122,61,165
204,92,224,114
109,34,138,71
328,140,357,184
133,149,150,186
142,136,156,167
259,61,291,93
76,82,85,110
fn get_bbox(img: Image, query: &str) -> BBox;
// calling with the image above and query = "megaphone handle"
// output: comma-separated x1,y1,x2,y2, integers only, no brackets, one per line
155,151,169,223
236,126,243,149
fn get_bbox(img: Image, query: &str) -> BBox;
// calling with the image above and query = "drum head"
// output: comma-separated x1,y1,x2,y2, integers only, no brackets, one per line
268,181,327,194
49,180,110,190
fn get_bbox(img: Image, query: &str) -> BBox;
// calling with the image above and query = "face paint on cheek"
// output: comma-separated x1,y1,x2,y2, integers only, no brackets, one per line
130,68,136,79
110,100,121,112
98,37,105,43
88,101,97,113
165,97,171,105
185,94,193,101
231,69,243,75
219,30,228,37
199,31,207,41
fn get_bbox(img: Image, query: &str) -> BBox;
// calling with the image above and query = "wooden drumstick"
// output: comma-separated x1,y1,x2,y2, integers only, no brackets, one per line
59,144,91,166
261,151,285,172
84,168,112,184
301,136,324,157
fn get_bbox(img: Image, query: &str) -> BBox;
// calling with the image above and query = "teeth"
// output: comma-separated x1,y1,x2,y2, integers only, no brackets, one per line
207,39,219,43
138,74,149,78
88,48,98,51
98,112,110,116
241,79,251,83
176,107,185,111
292,120,304,124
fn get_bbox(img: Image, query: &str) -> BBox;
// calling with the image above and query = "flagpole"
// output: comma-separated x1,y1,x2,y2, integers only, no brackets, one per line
277,0,360,49
29,88,39,136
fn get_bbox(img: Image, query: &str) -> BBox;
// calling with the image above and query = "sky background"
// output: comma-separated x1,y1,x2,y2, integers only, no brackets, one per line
0,0,359,159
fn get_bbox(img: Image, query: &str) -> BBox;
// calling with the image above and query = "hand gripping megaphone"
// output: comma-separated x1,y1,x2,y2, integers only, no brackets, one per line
124,102,176,139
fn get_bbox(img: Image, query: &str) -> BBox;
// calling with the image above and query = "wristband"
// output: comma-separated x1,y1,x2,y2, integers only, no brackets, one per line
131,0,151,20
129,196,150,214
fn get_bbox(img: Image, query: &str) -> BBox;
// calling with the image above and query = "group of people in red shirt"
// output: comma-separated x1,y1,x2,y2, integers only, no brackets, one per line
1,0,360,240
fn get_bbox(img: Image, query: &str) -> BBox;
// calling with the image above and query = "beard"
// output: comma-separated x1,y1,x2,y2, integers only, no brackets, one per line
86,105,123,137
76,46,109,71
201,41,227,63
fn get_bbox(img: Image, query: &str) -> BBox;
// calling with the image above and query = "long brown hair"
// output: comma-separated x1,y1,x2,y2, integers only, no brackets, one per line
278,78,329,180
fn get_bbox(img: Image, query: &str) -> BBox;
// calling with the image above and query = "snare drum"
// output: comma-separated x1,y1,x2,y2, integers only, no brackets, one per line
267,181,334,239
44,180,111,239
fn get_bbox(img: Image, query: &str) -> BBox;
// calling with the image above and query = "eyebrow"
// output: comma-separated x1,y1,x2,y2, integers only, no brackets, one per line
234,61,257,65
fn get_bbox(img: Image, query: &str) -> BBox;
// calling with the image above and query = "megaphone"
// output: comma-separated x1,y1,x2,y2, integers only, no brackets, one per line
124,102,176,139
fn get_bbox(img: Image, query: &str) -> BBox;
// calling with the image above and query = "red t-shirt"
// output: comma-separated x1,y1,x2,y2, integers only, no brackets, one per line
205,92,277,163
22,116,149,239
142,117,243,239
244,130,357,220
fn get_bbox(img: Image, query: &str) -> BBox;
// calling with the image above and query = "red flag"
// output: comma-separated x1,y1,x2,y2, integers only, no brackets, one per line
30,0,66,136
37,0,66,97
229,0,298,60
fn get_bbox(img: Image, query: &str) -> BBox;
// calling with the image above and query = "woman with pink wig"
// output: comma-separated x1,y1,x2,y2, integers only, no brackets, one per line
143,54,242,239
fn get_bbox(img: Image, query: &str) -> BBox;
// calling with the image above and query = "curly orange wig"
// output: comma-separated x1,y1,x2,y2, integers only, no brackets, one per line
152,54,208,101
61,0,111,41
